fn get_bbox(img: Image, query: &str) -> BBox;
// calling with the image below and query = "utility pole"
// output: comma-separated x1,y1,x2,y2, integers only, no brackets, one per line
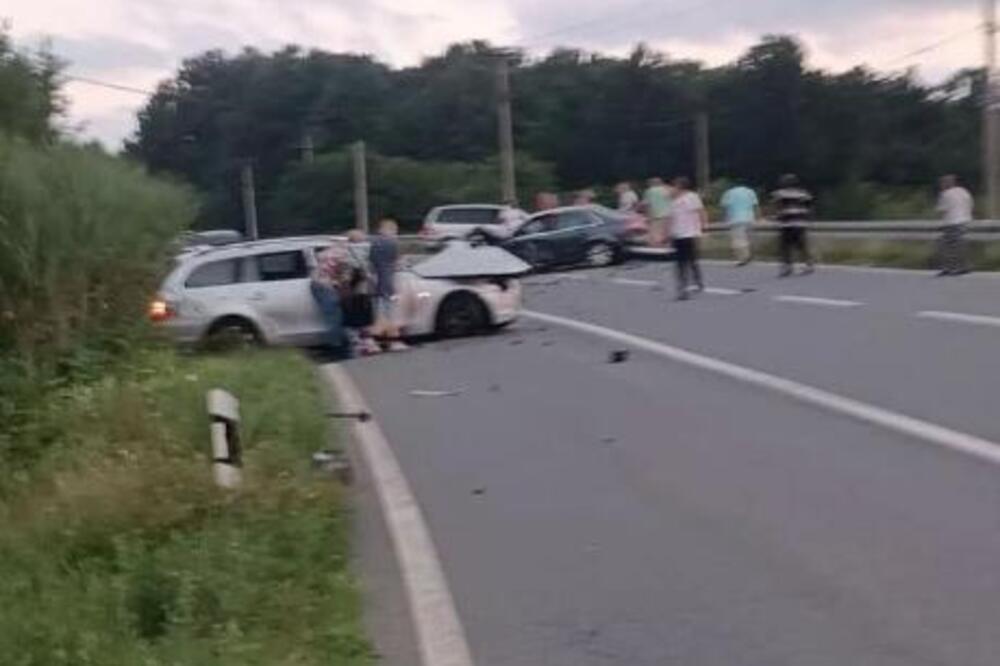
301,130,315,164
240,162,259,240
352,140,370,233
695,111,711,194
984,0,999,220
496,55,518,204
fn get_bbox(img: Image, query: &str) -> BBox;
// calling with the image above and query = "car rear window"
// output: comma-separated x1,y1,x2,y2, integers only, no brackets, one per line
255,251,308,282
185,258,241,288
555,211,596,230
437,208,500,225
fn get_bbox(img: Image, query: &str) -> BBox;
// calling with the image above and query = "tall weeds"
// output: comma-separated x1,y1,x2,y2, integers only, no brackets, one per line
0,136,195,363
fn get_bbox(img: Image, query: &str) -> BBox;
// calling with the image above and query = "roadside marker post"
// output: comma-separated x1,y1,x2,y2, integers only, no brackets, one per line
207,388,243,489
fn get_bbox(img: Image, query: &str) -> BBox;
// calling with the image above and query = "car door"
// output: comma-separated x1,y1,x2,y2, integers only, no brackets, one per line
503,215,560,267
245,249,318,345
178,256,257,332
551,210,601,264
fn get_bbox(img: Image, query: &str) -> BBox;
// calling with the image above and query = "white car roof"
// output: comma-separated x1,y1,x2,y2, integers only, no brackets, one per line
176,235,341,263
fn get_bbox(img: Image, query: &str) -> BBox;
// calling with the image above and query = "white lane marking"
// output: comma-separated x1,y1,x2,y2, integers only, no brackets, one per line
322,365,475,666
917,310,1000,329
704,287,741,296
774,295,862,308
523,310,1000,468
611,277,658,287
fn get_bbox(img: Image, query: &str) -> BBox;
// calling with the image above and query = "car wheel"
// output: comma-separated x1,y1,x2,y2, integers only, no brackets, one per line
586,241,617,268
203,317,261,351
435,292,490,338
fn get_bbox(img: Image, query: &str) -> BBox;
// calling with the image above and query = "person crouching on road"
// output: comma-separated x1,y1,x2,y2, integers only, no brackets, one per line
344,230,382,356
771,174,815,277
720,181,760,266
310,242,352,360
936,174,974,276
669,177,708,301
369,219,409,352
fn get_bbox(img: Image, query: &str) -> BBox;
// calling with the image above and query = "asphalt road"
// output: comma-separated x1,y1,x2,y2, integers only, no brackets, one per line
343,262,1000,666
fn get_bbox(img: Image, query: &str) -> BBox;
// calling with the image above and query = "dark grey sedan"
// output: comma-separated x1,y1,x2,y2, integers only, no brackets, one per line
497,206,646,270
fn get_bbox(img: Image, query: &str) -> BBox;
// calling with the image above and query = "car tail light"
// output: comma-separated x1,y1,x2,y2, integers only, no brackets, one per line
148,296,175,322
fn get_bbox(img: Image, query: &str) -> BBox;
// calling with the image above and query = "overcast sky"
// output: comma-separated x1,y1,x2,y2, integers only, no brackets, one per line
5,0,982,147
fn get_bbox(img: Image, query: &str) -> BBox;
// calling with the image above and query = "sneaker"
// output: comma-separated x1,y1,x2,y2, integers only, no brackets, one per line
388,341,410,352
779,267,793,278
802,265,815,275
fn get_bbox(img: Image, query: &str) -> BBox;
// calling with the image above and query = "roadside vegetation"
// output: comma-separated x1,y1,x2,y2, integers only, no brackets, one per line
0,30,371,663
0,350,371,666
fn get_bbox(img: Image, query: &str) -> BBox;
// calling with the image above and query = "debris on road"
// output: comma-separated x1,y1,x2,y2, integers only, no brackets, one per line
409,388,465,398
326,410,372,422
608,350,630,364
488,383,502,393
472,487,487,496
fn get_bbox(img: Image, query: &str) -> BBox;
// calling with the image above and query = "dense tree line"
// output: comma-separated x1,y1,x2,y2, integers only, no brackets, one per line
127,36,980,229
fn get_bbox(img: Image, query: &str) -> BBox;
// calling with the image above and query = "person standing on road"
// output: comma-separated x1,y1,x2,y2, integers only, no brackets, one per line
369,219,409,351
771,174,815,277
669,177,708,301
643,177,673,246
936,174,974,276
720,182,760,266
310,241,352,359
535,191,560,212
615,182,640,213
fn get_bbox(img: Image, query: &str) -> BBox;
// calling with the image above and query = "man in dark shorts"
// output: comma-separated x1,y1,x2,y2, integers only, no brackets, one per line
369,218,409,351
771,173,815,277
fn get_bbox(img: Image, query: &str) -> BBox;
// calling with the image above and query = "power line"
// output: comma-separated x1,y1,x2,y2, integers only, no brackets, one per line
884,24,981,67
64,74,155,96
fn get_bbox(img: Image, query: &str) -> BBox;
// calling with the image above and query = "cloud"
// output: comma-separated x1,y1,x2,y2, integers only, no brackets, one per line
5,0,983,148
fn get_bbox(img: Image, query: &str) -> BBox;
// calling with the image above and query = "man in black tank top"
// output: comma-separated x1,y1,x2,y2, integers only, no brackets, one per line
771,174,815,277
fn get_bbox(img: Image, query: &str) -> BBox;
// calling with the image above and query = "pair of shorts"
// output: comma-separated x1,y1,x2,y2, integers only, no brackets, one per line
730,225,751,250
375,296,395,320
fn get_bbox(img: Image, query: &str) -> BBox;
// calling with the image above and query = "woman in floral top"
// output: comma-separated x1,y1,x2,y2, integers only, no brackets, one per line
310,242,353,358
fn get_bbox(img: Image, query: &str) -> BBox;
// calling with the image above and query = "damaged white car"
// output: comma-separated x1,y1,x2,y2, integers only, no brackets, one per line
151,235,529,346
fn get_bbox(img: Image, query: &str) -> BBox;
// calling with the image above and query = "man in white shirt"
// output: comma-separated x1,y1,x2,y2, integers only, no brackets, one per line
936,174,974,276
615,182,640,213
669,177,708,300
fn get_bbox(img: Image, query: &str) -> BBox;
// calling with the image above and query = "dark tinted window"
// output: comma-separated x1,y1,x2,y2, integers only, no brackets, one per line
437,208,500,225
555,211,596,230
255,251,308,282
185,259,241,288
517,218,552,236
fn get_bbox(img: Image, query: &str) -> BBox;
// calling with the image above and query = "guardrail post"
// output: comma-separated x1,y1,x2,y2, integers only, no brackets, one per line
207,388,243,489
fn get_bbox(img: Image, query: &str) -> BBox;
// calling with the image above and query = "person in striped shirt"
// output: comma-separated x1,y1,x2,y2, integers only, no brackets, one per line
771,173,815,277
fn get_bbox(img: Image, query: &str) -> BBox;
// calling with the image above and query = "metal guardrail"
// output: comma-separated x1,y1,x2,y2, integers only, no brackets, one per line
704,221,1000,237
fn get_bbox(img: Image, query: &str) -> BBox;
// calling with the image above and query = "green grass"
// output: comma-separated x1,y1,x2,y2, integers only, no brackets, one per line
0,349,373,666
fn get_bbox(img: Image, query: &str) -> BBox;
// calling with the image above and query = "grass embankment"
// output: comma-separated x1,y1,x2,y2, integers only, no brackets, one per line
699,233,1000,271
0,349,372,665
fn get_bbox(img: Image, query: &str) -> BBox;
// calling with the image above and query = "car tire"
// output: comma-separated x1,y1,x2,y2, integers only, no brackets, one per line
435,292,490,338
203,316,262,351
585,241,617,268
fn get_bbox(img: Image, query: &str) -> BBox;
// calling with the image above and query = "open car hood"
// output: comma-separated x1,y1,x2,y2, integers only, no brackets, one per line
411,241,531,279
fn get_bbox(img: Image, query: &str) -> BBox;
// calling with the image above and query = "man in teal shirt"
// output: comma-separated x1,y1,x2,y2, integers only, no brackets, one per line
643,177,673,246
720,183,760,265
